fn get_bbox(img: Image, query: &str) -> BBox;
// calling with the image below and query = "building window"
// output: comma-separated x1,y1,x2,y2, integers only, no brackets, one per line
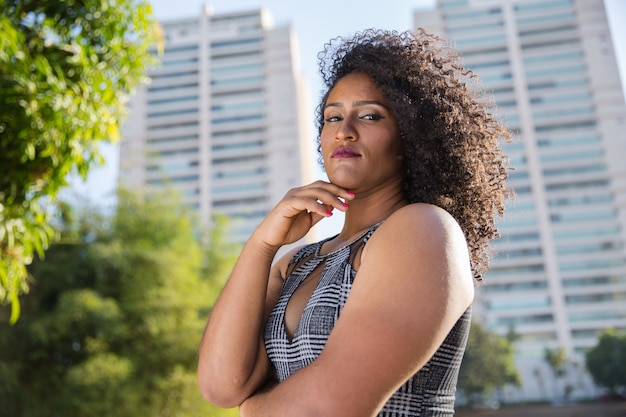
560,258,626,273
566,292,626,304
480,281,548,293
554,225,620,239
486,296,551,311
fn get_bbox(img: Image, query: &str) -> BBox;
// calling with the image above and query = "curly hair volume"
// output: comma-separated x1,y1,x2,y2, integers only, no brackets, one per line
315,28,512,281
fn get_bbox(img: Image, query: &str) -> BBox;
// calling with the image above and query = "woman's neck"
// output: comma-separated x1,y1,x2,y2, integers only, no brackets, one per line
336,185,407,244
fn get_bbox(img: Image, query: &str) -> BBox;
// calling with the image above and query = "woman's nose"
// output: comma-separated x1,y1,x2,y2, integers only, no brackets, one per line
336,118,357,141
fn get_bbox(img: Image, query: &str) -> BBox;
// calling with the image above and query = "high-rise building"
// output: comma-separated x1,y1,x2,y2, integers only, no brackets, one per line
119,6,313,244
415,0,626,402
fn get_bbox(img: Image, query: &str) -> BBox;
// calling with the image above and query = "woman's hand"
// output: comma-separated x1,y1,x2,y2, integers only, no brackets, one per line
253,180,354,248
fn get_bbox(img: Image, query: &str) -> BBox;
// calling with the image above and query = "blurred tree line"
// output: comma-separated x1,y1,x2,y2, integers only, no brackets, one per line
540,335,626,401
0,190,240,417
460,326,626,404
0,0,161,323
459,324,626,404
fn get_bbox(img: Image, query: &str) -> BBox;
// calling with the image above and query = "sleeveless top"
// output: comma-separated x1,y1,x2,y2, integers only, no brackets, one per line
264,223,472,417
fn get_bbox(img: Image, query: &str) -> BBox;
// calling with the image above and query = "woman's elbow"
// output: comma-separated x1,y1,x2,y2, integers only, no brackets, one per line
198,373,249,409
197,361,252,408
197,342,270,407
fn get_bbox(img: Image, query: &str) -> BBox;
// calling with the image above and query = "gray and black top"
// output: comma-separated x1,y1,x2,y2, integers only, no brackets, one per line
265,222,471,416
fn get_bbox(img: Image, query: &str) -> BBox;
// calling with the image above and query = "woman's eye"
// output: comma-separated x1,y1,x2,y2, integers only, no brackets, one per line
361,113,383,121
324,115,342,123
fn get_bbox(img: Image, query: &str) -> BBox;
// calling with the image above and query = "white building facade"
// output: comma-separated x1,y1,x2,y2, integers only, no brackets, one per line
120,7,313,243
415,0,626,402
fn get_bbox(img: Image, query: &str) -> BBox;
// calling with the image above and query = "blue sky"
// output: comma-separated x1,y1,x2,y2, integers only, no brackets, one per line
72,0,626,236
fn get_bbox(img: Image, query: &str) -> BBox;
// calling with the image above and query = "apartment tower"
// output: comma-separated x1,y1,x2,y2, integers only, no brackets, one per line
415,0,626,401
119,7,313,243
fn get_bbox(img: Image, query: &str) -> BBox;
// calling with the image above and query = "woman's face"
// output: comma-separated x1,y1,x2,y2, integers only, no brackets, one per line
320,72,404,194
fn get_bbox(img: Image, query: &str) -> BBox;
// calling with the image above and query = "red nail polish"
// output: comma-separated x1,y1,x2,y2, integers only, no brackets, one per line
347,191,355,196
326,209,333,216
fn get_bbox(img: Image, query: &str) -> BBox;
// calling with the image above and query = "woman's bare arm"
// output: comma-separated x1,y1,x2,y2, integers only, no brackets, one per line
197,181,354,407
197,238,285,407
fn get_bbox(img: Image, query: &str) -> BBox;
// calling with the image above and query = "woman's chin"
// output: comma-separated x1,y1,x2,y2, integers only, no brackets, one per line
327,177,358,190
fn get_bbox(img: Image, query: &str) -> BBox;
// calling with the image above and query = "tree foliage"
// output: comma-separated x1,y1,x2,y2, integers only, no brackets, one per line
586,329,626,393
0,190,240,416
543,346,569,399
458,321,521,401
0,0,161,323
544,347,567,378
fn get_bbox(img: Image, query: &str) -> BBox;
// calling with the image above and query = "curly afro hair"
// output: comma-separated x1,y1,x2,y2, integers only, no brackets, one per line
315,28,512,281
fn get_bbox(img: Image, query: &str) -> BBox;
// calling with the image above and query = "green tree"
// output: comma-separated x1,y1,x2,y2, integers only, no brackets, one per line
458,321,521,403
586,329,626,394
0,190,239,416
0,0,161,323
544,346,568,399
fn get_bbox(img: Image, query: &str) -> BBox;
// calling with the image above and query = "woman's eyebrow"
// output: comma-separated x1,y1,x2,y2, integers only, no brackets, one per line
324,100,387,109
353,100,386,107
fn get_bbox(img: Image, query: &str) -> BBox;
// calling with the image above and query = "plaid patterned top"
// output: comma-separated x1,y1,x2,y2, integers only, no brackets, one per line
264,223,471,416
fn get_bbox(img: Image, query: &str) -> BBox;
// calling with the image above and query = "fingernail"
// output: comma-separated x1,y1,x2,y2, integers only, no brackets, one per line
347,191,355,196
341,202,349,208
326,209,334,216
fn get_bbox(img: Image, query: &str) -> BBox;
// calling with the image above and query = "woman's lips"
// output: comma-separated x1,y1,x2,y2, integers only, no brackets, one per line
331,146,361,158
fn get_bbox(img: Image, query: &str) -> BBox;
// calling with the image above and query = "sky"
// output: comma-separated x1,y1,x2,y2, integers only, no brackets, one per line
72,0,626,235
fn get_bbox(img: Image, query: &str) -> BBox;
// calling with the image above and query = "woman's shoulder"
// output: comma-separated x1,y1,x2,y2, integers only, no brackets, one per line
378,202,465,243
362,202,472,283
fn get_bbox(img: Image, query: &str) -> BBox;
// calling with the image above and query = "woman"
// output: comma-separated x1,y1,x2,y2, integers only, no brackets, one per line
198,29,510,416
